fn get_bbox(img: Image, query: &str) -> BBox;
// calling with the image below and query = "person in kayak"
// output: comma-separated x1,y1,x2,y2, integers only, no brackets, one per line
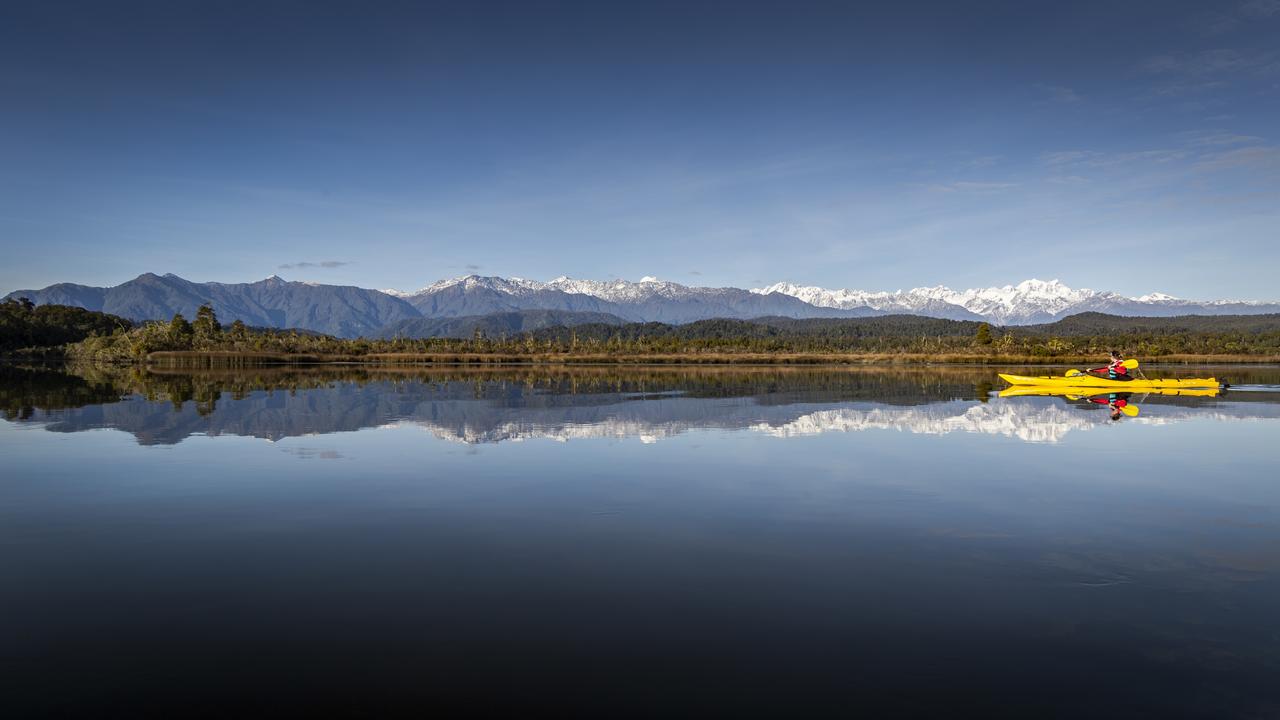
1088,350,1132,381
1088,392,1132,421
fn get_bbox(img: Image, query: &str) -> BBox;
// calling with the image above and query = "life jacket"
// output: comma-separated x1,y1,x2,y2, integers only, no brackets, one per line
1107,360,1128,378
1089,396,1128,407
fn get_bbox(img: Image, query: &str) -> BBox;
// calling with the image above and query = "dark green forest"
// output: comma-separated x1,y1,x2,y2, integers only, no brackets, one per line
0,298,133,352
3,300,1280,363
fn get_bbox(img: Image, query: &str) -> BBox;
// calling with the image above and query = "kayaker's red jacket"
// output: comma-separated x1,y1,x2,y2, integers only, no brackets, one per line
1089,397,1128,407
1090,359,1129,378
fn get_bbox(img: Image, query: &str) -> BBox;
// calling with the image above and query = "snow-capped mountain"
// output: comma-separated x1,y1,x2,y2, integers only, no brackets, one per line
752,278,1280,325
399,273,1278,326
10,273,1280,335
384,274,877,324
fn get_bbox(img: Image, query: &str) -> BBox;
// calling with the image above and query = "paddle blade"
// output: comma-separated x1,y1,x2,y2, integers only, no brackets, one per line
1123,358,1139,369
1065,369,1084,378
1121,404,1139,417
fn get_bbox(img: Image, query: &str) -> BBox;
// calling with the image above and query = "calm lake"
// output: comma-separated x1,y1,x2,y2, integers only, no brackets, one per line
3,364,1280,718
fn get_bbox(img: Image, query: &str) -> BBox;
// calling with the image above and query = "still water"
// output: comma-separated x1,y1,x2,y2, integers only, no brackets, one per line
3,364,1280,717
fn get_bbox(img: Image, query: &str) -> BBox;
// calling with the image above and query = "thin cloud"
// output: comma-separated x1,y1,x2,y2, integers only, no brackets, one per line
1041,150,1095,166
964,155,1003,169
1192,145,1280,171
1242,0,1280,17
1039,149,1189,168
1141,79,1228,99
1204,13,1240,35
1176,131,1263,146
277,260,353,269
1038,134,1280,185
465,264,482,271
1035,84,1081,103
1141,49,1276,77
929,181,1020,193
688,270,703,276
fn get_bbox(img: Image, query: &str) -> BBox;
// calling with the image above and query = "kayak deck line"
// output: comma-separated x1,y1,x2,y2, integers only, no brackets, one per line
998,386,1221,399
997,373,1220,389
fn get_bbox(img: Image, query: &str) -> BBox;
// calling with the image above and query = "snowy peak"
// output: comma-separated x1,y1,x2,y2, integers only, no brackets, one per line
542,276,706,303
388,274,549,298
747,277,1263,324
943,278,1097,324
1016,278,1070,295
377,274,1280,325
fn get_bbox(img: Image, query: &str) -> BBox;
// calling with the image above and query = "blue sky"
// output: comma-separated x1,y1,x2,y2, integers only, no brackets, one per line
2,0,1278,299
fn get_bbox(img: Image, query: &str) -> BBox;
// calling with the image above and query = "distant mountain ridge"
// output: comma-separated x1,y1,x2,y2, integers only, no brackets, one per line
6,273,419,338
753,278,1280,325
386,275,877,324
8,273,1280,337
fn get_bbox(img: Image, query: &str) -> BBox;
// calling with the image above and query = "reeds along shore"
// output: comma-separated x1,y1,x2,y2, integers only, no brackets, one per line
139,350,1280,368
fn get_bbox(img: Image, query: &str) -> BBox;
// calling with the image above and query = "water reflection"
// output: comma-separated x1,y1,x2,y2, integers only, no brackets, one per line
5,363,1280,717
4,364,1280,445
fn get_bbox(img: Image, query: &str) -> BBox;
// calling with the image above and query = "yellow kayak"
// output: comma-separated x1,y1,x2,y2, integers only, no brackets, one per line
998,385,1220,398
998,373,1219,389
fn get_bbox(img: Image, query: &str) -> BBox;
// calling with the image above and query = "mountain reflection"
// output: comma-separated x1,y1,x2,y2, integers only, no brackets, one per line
3,364,1279,445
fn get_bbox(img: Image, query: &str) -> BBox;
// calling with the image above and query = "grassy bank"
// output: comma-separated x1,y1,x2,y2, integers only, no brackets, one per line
141,350,1280,368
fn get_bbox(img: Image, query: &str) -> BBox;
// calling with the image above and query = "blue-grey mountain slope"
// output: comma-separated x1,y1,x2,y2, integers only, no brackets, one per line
6,273,419,338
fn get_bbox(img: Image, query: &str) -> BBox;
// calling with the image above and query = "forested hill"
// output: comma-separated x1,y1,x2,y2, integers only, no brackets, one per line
374,310,627,340
1021,312,1280,335
530,313,1280,343
0,299,132,352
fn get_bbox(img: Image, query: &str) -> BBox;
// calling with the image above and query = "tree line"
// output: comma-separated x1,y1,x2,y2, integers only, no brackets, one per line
0,298,133,353
3,300,1279,361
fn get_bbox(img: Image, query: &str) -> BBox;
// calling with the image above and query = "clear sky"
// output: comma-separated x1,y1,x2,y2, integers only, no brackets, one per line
2,0,1278,299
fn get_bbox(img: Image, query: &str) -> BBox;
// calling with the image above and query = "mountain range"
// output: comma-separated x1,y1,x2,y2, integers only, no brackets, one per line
7,273,1279,338
753,278,1280,325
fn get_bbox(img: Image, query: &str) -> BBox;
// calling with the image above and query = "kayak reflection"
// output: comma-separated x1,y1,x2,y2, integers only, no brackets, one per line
1089,392,1138,420
999,385,1225,422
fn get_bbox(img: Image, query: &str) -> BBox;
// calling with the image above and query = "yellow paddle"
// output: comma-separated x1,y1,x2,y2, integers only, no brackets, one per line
1119,403,1139,417
1065,359,1139,378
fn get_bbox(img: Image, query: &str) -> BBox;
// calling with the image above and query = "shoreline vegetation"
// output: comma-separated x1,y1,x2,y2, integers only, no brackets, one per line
4,299,1280,367
137,350,1280,367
